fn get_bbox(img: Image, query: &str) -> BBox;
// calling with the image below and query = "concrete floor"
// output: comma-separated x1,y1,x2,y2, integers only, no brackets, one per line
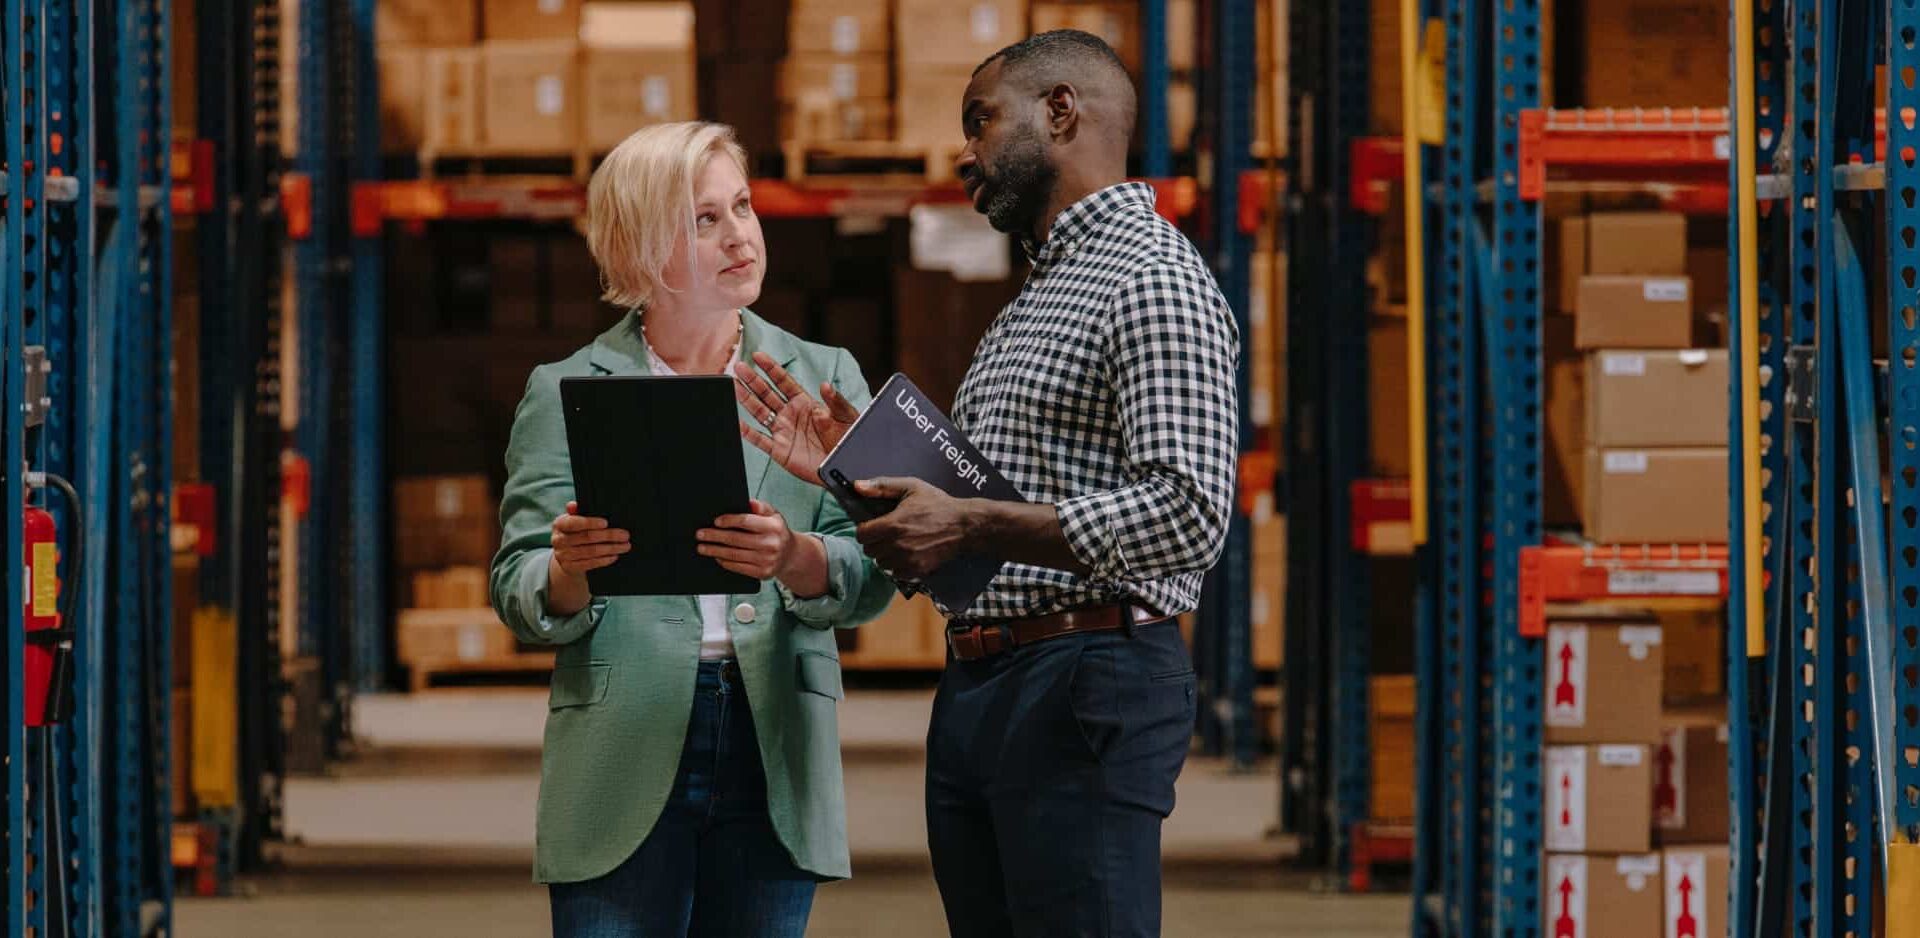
174,686,1406,937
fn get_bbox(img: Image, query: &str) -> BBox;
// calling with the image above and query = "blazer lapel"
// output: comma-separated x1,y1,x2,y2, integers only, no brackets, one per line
588,312,651,376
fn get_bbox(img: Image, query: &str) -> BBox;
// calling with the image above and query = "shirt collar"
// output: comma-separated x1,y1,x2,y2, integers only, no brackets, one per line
1021,182,1156,266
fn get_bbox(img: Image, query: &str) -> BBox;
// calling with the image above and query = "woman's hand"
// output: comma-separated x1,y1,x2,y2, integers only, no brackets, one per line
734,352,862,487
697,500,830,597
547,502,630,615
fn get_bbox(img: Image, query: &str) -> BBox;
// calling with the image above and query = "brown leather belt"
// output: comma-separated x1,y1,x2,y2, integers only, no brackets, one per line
946,605,1167,662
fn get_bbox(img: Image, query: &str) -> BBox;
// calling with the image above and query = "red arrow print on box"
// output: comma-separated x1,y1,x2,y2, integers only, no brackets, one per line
1559,771,1573,829
1554,640,1577,707
1554,875,1577,938
1675,874,1697,938
1654,739,1677,821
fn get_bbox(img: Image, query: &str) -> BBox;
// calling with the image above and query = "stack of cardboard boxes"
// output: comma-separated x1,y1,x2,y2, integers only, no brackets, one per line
781,0,893,142
1541,608,1731,938
375,0,698,158
392,475,521,676
892,0,1029,151
1555,211,1728,545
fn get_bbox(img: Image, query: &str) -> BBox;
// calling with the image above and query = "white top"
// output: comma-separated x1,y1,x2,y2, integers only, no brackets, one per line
642,321,744,661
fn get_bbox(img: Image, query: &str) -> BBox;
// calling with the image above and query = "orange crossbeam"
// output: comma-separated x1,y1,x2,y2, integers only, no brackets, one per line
1518,544,1730,637
351,177,1199,234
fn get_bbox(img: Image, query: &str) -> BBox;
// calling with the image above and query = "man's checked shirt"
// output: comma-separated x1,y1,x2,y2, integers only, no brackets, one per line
944,181,1240,621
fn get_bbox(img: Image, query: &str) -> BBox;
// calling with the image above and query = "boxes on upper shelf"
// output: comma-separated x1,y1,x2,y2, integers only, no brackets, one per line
1583,447,1728,544
781,54,892,142
379,0,480,47
1544,744,1654,854
481,40,582,153
1031,1,1138,73
484,0,583,41
895,0,1026,68
1544,611,1664,745
788,0,890,55
425,47,484,152
1542,853,1664,938
580,2,697,149
1582,0,1728,108
1585,349,1729,448
895,68,977,149
394,474,498,569
378,46,428,151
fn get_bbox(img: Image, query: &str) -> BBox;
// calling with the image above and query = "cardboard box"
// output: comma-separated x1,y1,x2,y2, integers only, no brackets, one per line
783,97,893,142
378,0,479,46
1543,854,1665,938
1583,0,1727,108
781,54,890,101
895,0,1026,68
1168,0,1194,71
396,607,521,664
1369,317,1410,477
894,66,976,149
581,1,694,46
484,0,582,41
1662,846,1730,938
1588,212,1687,276
1544,613,1664,745
789,0,889,55
1661,606,1724,704
411,566,491,609
584,47,696,149
378,45,428,151
1544,315,1585,526
424,48,483,152
1575,275,1693,350
1249,251,1285,427
1585,350,1729,448
848,594,944,665
1584,447,1729,545
1556,216,1588,314
481,41,581,153
394,475,499,569
1032,2,1138,73
1370,674,1415,822
1253,510,1284,670
1544,744,1654,854
1654,709,1730,846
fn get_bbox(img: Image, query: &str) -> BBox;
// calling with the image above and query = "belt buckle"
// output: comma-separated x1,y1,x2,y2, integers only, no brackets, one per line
948,623,1008,662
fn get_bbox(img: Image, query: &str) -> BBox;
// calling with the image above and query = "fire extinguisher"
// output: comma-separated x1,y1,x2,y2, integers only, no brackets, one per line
23,470,81,938
23,502,60,727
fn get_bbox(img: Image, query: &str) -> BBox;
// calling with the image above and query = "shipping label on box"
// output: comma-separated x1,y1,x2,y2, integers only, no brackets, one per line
1546,745,1654,854
1663,846,1730,938
1545,854,1664,938
1545,619,1664,744
1586,349,1729,448
789,0,889,55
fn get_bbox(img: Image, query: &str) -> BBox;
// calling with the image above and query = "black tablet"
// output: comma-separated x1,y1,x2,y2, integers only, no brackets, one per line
558,375,760,596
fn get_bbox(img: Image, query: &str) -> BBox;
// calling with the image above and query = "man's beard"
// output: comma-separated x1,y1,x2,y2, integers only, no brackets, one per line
976,123,1057,235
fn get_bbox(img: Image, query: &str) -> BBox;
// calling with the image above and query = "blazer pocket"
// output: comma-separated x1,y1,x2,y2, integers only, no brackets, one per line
548,663,612,710
795,650,844,700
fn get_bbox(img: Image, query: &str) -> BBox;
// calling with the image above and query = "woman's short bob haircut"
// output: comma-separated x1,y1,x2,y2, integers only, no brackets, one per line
586,121,750,309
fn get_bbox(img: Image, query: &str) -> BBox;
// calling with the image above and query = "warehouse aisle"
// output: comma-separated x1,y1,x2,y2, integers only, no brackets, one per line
175,687,1401,937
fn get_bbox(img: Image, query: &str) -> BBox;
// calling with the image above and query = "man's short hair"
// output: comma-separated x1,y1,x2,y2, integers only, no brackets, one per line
975,29,1131,83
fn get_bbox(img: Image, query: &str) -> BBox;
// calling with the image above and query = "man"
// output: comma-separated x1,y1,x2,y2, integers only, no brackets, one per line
735,29,1239,938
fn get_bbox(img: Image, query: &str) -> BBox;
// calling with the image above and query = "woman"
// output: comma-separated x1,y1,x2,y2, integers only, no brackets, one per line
489,121,895,938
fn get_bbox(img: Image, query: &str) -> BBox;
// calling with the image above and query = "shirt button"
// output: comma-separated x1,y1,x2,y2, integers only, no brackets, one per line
733,602,756,625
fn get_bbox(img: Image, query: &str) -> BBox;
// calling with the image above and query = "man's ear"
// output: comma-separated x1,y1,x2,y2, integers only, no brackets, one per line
1045,82,1079,136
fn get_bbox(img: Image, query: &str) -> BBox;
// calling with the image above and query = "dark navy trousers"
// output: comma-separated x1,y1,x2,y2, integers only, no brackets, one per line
925,621,1198,938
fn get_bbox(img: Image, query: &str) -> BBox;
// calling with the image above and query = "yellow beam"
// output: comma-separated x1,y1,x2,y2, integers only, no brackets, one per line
191,605,239,809
1733,0,1765,656
1401,0,1431,543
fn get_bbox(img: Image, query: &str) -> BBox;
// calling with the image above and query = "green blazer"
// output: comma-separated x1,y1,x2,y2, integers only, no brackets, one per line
490,310,895,884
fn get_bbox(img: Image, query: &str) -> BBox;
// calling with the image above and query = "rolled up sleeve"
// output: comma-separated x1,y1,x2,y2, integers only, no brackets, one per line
490,364,609,647
1053,261,1240,585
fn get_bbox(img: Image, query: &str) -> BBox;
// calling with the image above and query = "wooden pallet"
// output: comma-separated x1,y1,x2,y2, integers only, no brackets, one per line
781,140,962,185
407,148,596,184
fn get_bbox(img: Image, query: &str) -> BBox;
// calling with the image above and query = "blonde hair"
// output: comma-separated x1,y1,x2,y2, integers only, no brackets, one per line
586,122,750,308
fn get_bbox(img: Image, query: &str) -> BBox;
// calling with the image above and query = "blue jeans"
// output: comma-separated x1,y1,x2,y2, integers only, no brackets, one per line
550,660,817,938
926,621,1197,938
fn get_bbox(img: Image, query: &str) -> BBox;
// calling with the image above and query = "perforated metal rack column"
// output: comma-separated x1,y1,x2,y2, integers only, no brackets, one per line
345,0,388,695
3,3,29,932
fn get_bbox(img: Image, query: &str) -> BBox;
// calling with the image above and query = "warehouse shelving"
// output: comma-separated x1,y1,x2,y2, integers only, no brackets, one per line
5,0,181,931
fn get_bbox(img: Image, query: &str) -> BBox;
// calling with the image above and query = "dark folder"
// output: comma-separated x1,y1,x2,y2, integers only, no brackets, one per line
558,375,760,596
818,373,1025,614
